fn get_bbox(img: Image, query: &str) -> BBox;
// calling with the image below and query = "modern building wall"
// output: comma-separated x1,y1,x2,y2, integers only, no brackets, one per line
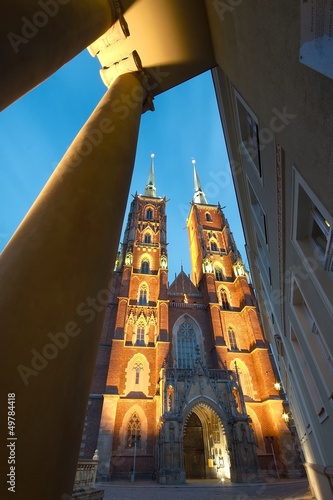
204,2,333,498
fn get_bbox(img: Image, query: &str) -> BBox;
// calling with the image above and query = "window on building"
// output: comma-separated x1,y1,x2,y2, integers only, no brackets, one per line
248,182,268,244
144,233,151,244
228,327,238,350
133,362,143,384
211,413,220,443
138,284,148,306
177,321,198,369
136,323,145,345
205,212,212,222
215,266,224,281
292,279,333,403
235,93,261,177
146,208,153,220
210,240,218,252
290,326,326,421
294,179,333,276
220,288,230,310
141,260,150,274
126,412,141,448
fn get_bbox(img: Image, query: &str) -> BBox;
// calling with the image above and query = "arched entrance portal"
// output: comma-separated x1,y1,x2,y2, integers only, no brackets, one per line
183,404,230,480
183,413,205,478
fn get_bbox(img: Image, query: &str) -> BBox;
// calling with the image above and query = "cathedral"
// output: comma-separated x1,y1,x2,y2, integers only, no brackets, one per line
80,157,300,484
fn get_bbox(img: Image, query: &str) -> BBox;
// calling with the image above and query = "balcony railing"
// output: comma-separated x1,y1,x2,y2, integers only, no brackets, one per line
73,454,104,499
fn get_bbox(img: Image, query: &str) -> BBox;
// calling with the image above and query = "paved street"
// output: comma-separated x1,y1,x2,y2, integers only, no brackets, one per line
96,478,312,500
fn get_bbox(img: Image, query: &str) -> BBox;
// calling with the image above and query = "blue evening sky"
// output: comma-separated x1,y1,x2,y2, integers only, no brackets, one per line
0,49,246,281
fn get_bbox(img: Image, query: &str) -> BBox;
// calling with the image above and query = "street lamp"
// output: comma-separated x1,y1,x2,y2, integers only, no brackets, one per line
130,434,141,483
265,436,280,480
274,381,281,391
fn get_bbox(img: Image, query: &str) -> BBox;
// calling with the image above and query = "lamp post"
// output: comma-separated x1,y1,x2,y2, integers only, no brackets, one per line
131,434,141,483
265,436,280,480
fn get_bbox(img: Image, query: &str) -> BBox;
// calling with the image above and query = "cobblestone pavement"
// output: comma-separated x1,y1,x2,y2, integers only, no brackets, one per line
96,478,312,500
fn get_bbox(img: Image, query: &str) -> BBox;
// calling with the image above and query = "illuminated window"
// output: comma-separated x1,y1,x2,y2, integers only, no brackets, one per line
215,266,224,281
210,240,218,252
228,327,238,350
136,323,145,345
177,321,198,368
141,260,150,274
220,288,230,310
144,233,151,244
133,362,143,384
138,284,148,306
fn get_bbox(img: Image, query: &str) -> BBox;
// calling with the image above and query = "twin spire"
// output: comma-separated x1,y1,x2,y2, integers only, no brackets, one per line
143,155,208,204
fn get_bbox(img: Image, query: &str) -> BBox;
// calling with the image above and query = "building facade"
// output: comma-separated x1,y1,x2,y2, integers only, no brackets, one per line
80,160,300,483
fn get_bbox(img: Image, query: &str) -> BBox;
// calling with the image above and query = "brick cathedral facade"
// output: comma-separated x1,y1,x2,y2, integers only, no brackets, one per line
80,158,300,483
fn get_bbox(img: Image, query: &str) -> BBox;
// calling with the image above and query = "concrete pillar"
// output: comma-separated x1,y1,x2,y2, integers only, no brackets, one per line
0,0,118,110
0,72,147,499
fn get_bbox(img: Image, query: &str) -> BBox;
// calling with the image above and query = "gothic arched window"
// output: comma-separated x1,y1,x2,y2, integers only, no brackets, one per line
136,323,145,345
228,327,238,350
138,284,148,305
205,212,212,222
133,362,143,385
220,288,230,310
146,208,153,220
177,321,197,369
126,412,141,448
210,240,218,252
144,233,151,244
141,260,150,274
215,266,224,282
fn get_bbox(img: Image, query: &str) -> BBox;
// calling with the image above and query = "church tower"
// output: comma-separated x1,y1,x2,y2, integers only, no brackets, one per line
79,158,301,484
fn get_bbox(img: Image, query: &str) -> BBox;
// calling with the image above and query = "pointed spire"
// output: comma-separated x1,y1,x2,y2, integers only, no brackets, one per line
144,153,156,197
192,159,208,204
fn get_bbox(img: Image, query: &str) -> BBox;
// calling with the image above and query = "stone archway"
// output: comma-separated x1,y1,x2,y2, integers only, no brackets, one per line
183,412,205,478
183,403,231,481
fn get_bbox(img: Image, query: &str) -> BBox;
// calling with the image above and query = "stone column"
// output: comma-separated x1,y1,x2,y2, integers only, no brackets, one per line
0,71,149,499
96,395,120,479
1,0,119,110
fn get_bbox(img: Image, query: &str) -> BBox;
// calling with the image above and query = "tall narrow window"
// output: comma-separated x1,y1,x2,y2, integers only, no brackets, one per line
228,327,238,350
236,94,261,177
136,323,145,345
144,233,151,244
177,321,197,368
133,362,143,384
210,240,218,252
220,288,230,310
146,208,153,220
141,260,150,274
205,212,212,222
126,412,141,448
138,284,148,305
215,266,224,281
